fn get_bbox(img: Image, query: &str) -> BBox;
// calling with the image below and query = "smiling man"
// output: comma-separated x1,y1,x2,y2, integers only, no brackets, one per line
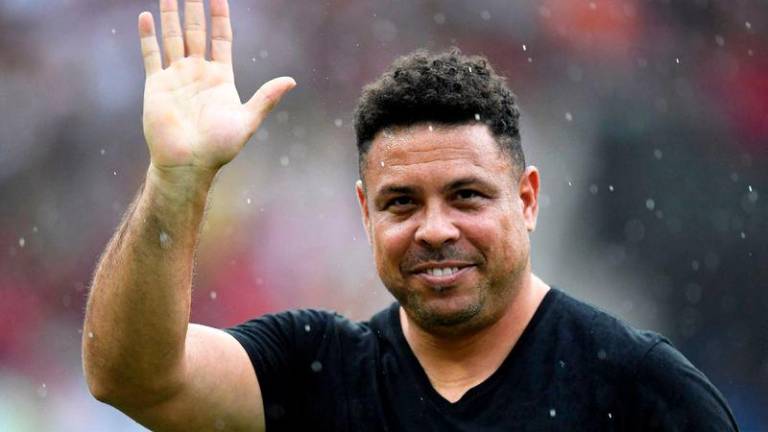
83,1,738,431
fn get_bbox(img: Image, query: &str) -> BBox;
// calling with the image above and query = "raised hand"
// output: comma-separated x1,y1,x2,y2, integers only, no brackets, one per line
138,0,295,171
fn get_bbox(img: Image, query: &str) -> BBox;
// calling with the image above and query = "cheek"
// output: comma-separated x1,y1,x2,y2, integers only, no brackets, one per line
372,219,415,270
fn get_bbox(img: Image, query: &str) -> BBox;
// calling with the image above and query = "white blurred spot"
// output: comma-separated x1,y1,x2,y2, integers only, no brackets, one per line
433,13,446,25
645,198,655,211
159,231,172,249
99,148,106,155
280,156,290,166
380,161,385,167
246,198,252,204
111,28,116,35
715,35,725,47
88,331,94,339
653,149,663,159
564,112,573,122
304,324,311,332
210,291,217,300
527,57,533,63
608,412,613,419
597,349,607,359
334,118,343,127
522,44,527,52
311,361,323,372
113,171,117,176
608,185,615,192
588,2,596,10
251,57,256,62
549,408,557,417
740,231,746,239
480,10,491,20
428,125,434,132
589,184,598,195
675,57,680,64
745,21,752,30
691,260,700,271
18,237,25,248
37,383,47,398
474,113,481,121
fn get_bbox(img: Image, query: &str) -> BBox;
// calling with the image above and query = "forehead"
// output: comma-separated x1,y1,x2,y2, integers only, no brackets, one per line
363,123,513,189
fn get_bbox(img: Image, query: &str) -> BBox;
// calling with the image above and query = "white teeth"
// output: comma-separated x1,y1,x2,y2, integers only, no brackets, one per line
425,267,460,277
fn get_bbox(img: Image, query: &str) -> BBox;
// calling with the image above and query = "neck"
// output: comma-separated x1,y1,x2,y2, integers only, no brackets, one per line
401,273,550,402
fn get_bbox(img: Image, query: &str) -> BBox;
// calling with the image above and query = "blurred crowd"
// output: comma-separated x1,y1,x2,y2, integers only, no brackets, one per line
0,0,765,430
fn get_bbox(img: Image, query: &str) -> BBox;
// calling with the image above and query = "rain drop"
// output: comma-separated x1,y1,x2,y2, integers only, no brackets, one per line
251,57,256,62
18,237,25,248
480,10,491,20
88,331,94,339
527,57,533,63
675,57,680,64
474,113,481,121
597,349,607,360
589,184,598,195
428,124,434,132
304,324,311,332
113,171,118,176
522,44,527,52
564,112,573,122
608,412,613,419
567,181,572,187
99,148,106,155
745,21,752,30
310,361,323,372
740,232,746,239
748,185,753,192
159,231,172,249
246,198,252,204
549,408,557,417
380,161,385,167
653,149,663,159
714,35,725,47
334,118,343,127
433,13,446,25
645,198,655,211
37,383,48,398
111,28,116,35
608,185,615,192
588,2,596,10
210,291,217,300
280,156,290,166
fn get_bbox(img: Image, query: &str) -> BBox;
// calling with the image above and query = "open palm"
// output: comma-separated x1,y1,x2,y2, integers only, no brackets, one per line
138,0,295,170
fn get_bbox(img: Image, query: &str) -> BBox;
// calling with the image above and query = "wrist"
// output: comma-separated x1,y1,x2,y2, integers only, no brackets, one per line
146,163,218,205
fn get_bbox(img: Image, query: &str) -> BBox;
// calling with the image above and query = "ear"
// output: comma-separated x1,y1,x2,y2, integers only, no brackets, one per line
518,166,540,232
355,180,372,244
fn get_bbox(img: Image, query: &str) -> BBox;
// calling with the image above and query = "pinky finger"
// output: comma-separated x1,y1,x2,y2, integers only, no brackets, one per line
138,12,162,76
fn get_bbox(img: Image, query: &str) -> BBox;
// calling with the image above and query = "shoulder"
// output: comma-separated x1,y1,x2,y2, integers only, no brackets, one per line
548,288,663,369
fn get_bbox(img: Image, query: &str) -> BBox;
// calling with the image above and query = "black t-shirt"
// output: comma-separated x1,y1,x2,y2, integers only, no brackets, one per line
225,288,738,431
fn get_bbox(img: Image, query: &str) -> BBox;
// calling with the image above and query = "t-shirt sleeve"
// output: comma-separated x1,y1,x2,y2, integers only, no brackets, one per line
223,309,339,422
631,340,739,431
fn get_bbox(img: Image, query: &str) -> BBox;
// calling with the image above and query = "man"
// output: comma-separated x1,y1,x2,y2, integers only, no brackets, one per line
82,1,739,431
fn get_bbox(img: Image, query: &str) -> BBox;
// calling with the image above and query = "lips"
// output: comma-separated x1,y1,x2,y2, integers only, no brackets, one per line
409,262,476,287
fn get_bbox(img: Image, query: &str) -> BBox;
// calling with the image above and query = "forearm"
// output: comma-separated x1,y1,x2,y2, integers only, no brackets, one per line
83,164,217,403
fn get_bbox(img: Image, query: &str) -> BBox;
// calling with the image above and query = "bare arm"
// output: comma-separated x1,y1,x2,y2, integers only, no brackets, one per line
82,0,294,430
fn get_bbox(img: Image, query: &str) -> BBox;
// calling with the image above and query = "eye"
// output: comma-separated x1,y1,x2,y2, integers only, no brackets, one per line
455,189,482,200
385,196,415,209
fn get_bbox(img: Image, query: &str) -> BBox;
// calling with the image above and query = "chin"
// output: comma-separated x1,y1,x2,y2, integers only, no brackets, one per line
407,291,486,331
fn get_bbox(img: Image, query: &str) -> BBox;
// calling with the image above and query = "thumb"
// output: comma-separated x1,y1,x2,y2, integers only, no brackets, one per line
245,76,297,130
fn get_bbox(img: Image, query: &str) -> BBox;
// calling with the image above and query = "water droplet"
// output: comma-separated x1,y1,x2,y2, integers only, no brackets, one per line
549,408,557,417
99,148,106,155
522,44,527,52
380,161,385,167
745,21,752,30
645,198,655,211
567,181,572,187
88,331,94,339
608,412,613,419
334,118,343,127
428,124,434,132
675,57,680,64
748,185,753,192
304,324,311,332
714,35,725,47
32,226,38,233
480,10,491,20
433,13,446,25
747,49,754,56
37,383,48,398
691,260,700,271
246,198,252,204
564,112,573,122
280,156,290,166
653,149,663,159
310,361,323,372
608,185,615,192
159,231,172,249
527,57,533,63
589,184,598,195
251,57,256,62
740,231,746,239
467,67,472,73
597,349,607,360
18,237,25,248
111,28,116,35
588,2,597,10
210,291,217,300
558,360,566,368
474,113,481,121
113,171,118,176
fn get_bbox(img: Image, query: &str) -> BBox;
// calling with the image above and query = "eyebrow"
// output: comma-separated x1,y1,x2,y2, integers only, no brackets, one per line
374,176,494,198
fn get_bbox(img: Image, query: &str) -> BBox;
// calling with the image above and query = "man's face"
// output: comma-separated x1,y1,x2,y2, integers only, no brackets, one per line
356,123,540,334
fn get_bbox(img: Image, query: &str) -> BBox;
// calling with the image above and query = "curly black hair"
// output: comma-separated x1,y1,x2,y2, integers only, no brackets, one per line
353,48,524,179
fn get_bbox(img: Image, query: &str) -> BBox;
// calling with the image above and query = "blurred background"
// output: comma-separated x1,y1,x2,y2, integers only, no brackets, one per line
0,0,765,430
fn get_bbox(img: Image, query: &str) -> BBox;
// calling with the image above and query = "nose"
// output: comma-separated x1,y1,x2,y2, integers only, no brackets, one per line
414,203,460,248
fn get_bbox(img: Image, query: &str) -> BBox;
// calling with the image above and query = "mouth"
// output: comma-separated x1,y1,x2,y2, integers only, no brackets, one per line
409,262,476,289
